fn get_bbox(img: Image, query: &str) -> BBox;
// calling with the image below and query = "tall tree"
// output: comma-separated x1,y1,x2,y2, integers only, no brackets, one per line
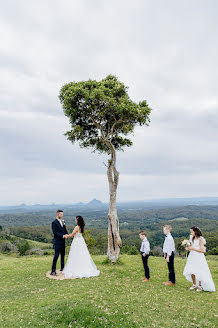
59,75,151,262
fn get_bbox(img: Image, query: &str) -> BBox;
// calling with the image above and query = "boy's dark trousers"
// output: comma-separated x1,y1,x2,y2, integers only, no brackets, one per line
141,252,150,279
165,251,175,283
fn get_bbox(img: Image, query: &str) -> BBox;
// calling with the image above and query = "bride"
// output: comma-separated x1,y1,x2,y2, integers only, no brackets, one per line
183,226,215,292
63,216,100,279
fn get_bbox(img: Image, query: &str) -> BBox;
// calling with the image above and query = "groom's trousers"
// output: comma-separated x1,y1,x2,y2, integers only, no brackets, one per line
52,245,65,272
141,253,150,279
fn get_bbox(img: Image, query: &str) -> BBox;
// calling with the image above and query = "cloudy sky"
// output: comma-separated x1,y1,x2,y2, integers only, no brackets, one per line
1,0,218,205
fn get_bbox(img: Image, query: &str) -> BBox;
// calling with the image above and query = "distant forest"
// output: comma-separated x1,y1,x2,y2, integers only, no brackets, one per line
0,205,217,255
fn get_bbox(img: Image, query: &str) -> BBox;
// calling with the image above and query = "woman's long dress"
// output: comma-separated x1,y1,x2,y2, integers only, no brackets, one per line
183,237,215,291
63,232,100,279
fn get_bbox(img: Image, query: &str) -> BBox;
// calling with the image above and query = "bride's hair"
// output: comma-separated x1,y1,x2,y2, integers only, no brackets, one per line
76,216,85,233
191,226,202,241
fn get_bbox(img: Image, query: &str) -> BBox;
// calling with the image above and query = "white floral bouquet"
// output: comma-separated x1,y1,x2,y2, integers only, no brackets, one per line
181,239,191,247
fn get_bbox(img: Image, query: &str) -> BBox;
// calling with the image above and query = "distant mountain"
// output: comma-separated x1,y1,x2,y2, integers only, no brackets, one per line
87,199,104,208
0,197,218,214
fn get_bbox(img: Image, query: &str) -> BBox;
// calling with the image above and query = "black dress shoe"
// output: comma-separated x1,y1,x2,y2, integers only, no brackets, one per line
50,271,57,276
60,269,64,271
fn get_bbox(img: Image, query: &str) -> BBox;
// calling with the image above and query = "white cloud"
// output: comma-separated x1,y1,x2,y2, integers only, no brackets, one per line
0,0,218,205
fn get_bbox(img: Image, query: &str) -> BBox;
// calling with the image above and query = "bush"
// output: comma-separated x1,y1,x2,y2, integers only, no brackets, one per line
43,249,54,255
17,240,30,256
121,245,139,255
127,246,138,255
207,247,218,255
120,245,130,254
89,247,101,255
26,248,43,256
0,241,18,253
152,246,163,257
65,245,70,255
83,230,98,253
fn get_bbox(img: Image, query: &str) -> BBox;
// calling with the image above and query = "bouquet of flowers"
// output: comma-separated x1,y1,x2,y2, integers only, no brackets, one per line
181,239,191,248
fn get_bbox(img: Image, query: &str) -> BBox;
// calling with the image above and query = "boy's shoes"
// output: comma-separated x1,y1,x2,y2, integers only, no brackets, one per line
142,278,150,282
163,281,175,286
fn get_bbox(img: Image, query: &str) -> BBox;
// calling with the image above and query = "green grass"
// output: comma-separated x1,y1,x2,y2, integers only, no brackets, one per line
0,255,217,327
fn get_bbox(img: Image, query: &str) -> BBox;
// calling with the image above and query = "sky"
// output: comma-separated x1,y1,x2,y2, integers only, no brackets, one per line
0,0,218,205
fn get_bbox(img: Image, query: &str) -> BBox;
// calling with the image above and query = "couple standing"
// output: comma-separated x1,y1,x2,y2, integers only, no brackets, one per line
50,210,100,279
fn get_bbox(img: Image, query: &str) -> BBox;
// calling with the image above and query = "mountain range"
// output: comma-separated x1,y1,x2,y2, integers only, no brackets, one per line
0,197,218,213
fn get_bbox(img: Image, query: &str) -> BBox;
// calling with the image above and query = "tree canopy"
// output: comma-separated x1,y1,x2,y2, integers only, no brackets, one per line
59,75,151,153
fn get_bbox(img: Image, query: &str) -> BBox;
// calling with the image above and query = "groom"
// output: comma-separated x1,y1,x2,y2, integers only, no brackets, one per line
50,209,69,275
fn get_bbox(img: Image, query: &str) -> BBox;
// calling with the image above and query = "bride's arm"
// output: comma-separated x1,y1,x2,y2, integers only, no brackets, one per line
67,226,79,238
187,239,205,253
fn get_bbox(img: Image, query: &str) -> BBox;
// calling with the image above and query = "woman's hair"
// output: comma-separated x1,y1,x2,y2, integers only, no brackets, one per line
190,226,202,241
76,216,85,233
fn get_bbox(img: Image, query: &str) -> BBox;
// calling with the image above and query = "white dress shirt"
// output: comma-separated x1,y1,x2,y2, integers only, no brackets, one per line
163,233,175,256
56,217,63,227
140,237,150,254
56,217,66,239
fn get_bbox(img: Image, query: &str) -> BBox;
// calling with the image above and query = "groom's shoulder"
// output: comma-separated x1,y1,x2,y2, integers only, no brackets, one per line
52,219,57,225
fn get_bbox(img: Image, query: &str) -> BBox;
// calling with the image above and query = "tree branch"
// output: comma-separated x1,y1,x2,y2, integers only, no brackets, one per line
109,119,126,137
90,114,106,140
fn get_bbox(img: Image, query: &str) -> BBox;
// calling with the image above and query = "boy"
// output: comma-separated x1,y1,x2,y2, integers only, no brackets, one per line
139,230,150,282
163,225,175,286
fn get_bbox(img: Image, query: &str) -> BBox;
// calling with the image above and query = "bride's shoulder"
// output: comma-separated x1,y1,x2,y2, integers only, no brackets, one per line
73,225,80,232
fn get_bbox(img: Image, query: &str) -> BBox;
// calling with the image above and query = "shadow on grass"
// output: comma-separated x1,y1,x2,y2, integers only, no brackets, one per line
40,301,137,328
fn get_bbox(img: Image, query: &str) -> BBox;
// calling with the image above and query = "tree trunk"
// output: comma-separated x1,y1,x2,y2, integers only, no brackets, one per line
106,147,122,262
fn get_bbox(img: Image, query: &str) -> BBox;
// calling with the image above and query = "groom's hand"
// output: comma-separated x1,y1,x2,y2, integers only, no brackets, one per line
63,234,68,239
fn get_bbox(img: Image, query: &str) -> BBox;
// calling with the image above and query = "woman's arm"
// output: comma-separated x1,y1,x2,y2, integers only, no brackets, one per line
68,226,79,238
186,239,205,253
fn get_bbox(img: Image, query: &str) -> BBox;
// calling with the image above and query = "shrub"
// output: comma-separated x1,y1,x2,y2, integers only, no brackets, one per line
207,247,218,255
128,246,138,255
26,248,43,256
83,230,98,252
0,241,18,253
43,249,54,255
17,240,30,256
65,245,70,255
152,246,163,257
120,245,139,255
120,245,130,254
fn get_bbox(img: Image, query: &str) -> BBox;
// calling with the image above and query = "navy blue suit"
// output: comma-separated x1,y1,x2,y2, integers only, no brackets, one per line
51,219,68,272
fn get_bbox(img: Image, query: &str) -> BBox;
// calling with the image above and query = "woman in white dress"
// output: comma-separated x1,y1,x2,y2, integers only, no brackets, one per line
63,216,100,279
183,226,215,292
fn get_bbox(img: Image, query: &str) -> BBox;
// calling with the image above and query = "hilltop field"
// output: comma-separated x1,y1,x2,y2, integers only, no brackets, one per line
0,254,217,328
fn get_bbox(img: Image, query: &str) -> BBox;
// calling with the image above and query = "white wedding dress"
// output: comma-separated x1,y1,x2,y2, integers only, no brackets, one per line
183,237,215,291
63,232,100,279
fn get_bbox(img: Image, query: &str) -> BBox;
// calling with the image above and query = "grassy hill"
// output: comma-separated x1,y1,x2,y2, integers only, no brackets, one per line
0,255,217,327
10,236,53,249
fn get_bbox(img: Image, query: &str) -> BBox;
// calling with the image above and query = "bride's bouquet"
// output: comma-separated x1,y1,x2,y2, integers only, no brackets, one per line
181,239,191,248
